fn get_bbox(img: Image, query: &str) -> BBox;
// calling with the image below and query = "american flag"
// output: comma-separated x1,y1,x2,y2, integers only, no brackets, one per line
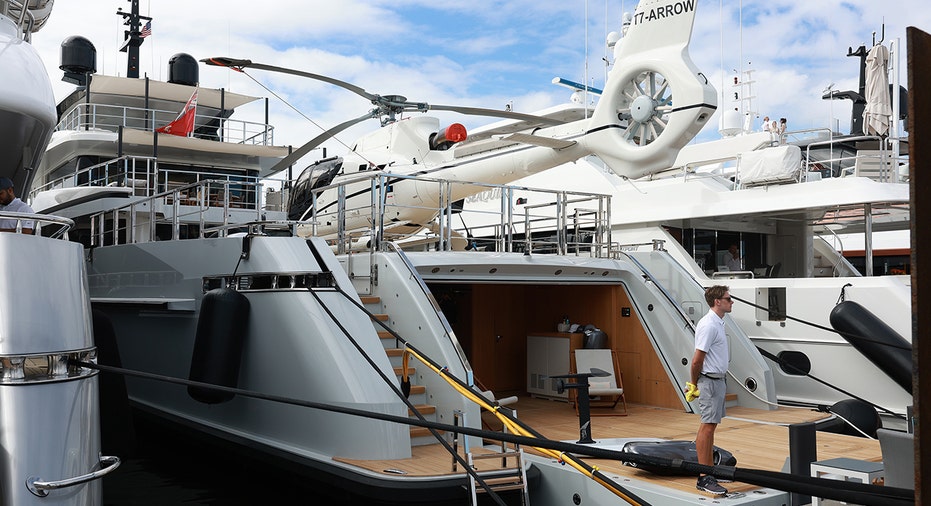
140,20,151,38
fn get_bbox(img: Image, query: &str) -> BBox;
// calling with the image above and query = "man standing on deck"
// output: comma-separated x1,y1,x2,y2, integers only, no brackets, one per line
685,285,732,496
0,177,34,234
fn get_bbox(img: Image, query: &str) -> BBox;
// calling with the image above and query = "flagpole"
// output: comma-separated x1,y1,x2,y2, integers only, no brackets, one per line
116,0,152,79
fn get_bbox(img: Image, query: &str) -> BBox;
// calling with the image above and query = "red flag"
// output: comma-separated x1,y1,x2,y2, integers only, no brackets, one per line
156,88,198,137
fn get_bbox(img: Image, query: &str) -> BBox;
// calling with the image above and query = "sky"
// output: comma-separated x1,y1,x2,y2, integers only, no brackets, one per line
28,0,931,167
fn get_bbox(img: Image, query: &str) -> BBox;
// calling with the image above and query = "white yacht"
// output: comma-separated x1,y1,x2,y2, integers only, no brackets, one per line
0,1,116,504
25,2,902,505
458,33,912,429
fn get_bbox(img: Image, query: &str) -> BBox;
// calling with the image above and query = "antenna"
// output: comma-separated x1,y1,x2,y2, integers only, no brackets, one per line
116,0,152,78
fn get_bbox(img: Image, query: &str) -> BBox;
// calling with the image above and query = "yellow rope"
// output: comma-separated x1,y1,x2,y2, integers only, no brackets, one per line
402,347,642,505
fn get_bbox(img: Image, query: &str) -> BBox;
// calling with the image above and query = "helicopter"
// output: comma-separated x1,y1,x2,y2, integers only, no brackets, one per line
206,0,716,246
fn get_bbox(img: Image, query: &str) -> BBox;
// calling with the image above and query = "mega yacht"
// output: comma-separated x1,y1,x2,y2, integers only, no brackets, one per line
0,1,116,504
25,2,905,505
459,32,912,429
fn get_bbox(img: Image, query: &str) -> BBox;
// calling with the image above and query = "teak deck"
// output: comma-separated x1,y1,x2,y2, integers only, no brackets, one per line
333,396,882,496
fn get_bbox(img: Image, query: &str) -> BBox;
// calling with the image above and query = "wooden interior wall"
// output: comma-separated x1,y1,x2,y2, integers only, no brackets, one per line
464,282,681,409
609,286,682,409
521,284,680,408
469,284,527,394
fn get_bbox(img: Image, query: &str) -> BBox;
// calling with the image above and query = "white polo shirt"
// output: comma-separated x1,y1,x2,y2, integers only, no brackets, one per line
0,197,34,230
694,309,729,375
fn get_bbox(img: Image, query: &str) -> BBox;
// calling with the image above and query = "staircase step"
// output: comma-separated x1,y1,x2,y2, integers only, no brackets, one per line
408,404,436,416
386,348,404,357
476,476,525,487
475,483,527,494
371,313,389,322
409,385,425,395
725,392,739,407
360,296,380,305
410,427,444,438
471,451,522,461
394,366,416,376
378,330,394,339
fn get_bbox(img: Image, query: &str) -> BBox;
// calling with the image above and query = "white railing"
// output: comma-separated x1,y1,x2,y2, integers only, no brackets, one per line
56,103,275,146
301,172,614,257
0,212,73,238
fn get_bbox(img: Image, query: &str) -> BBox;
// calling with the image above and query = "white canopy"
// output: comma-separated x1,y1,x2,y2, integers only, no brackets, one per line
863,44,892,137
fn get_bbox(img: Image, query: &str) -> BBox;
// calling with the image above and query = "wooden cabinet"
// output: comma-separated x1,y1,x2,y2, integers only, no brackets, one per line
527,333,583,400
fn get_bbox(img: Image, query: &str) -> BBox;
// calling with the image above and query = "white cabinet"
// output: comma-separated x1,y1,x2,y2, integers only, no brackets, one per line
527,333,581,400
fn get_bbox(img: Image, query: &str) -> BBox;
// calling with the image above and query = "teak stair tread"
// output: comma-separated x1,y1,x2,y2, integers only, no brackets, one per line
360,296,380,305
410,427,445,438
471,451,521,461
408,405,436,416
475,483,526,493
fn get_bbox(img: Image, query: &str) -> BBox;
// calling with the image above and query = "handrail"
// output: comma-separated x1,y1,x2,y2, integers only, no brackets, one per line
304,170,613,257
88,178,267,246
26,455,121,497
804,134,906,182
7,0,37,41
31,155,158,197
618,249,699,334
55,102,275,146
382,241,472,374
0,212,74,238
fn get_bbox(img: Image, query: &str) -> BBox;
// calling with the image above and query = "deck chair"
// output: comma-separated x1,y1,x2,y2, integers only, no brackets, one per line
474,378,519,431
572,349,628,416
877,428,914,490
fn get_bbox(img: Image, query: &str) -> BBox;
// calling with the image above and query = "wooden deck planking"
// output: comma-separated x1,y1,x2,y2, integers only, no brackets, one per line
331,396,882,496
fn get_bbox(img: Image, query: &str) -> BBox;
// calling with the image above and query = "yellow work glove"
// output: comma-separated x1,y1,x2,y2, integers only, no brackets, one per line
685,382,700,402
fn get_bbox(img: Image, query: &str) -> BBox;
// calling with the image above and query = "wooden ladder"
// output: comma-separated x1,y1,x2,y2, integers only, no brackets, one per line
468,447,529,506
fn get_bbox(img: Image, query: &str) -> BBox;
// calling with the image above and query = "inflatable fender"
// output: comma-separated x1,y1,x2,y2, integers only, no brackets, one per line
188,288,250,404
829,300,912,394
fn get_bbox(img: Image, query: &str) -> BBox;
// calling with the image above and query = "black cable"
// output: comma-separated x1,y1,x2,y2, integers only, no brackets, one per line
729,292,910,352
330,286,642,506
729,292,907,419
305,288,508,506
73,360,913,505
755,346,904,419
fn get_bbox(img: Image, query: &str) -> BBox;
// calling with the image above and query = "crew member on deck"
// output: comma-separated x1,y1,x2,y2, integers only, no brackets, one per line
686,285,733,496
0,177,35,234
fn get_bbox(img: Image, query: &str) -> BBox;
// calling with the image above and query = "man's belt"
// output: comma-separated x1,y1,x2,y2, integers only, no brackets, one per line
701,372,725,379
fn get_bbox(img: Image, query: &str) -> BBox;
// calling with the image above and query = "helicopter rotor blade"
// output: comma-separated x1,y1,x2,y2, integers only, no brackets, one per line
204,57,564,125
268,111,375,174
203,57,375,102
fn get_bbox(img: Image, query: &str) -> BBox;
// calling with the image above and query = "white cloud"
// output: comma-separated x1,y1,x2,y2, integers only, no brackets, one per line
28,0,931,163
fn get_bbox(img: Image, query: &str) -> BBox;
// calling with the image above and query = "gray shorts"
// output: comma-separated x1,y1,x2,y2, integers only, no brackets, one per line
698,375,726,424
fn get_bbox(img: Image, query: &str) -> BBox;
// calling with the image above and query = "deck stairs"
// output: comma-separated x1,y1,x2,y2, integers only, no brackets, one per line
468,445,529,506
813,250,839,277
362,295,442,446
725,392,739,408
